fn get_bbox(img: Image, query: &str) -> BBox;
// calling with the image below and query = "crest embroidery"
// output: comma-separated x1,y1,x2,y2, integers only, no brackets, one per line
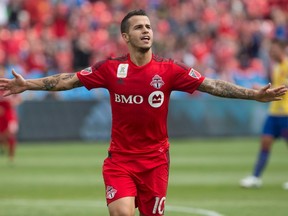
106,186,117,199
150,75,165,89
189,68,201,79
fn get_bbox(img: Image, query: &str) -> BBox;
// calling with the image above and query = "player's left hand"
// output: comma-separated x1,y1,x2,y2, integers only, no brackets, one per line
254,83,288,102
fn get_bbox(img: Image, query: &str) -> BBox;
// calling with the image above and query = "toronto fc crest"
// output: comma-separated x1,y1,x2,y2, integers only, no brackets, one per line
106,186,117,199
150,75,165,89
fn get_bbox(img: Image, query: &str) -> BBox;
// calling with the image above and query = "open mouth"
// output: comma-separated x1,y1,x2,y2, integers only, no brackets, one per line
141,36,150,42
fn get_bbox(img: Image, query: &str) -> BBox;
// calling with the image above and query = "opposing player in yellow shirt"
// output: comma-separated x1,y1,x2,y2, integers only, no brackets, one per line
240,39,288,189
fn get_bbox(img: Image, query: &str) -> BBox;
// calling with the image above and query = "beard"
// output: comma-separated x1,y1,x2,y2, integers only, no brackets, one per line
138,46,151,53
129,38,152,53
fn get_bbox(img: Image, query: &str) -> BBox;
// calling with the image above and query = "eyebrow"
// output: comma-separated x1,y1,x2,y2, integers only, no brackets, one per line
133,24,151,29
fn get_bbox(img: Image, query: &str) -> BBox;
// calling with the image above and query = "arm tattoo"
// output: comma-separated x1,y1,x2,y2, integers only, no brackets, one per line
72,80,83,88
27,73,83,91
62,74,83,88
62,74,74,80
42,75,60,90
198,78,256,99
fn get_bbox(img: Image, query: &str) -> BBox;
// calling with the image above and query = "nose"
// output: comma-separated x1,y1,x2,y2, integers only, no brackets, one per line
142,26,149,34
143,29,148,34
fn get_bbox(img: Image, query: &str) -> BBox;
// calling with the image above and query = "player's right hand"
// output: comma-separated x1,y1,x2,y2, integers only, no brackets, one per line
0,69,27,96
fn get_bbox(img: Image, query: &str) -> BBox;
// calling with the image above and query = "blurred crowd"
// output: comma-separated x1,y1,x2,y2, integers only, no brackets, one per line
0,0,287,100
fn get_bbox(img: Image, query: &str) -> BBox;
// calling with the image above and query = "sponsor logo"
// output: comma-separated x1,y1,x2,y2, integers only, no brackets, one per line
114,91,165,108
117,64,128,78
115,94,143,104
150,75,164,89
148,91,164,108
106,186,117,199
80,67,92,75
189,68,201,79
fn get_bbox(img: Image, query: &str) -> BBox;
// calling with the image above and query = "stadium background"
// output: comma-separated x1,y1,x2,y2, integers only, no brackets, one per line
1,1,288,216
0,0,287,140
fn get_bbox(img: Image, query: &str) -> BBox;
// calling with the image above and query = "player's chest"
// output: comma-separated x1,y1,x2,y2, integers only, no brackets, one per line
107,64,170,108
108,64,170,95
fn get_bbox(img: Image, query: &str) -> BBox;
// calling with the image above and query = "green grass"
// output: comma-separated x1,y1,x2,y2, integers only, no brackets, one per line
0,138,287,216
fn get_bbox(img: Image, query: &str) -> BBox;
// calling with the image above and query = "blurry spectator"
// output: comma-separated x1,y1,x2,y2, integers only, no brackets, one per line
72,32,92,70
270,7,288,40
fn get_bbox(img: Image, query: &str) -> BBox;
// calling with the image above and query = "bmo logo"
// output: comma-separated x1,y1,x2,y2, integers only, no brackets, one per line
148,91,164,108
114,91,164,108
115,94,143,104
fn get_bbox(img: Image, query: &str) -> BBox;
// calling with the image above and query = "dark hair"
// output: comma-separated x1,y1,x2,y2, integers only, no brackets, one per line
120,9,148,34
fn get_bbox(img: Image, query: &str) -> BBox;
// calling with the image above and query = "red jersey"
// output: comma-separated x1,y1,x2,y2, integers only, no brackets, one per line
77,54,205,155
0,92,13,117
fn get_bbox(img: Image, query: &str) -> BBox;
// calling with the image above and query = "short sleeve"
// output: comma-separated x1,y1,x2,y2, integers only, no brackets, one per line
76,60,108,90
171,61,205,94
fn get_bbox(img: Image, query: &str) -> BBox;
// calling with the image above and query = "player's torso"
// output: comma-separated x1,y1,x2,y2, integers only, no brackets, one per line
269,59,288,115
103,56,174,153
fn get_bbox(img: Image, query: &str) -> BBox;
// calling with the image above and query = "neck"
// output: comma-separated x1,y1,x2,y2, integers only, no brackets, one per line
129,48,152,66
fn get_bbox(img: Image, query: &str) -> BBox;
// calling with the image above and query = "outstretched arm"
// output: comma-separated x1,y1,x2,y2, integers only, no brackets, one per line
198,78,287,102
0,70,83,96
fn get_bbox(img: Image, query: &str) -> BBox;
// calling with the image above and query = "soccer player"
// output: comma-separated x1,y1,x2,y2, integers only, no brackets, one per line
0,10,287,216
0,70,22,162
240,39,288,189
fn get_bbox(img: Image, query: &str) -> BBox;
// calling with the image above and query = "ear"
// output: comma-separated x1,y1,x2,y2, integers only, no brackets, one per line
122,33,129,43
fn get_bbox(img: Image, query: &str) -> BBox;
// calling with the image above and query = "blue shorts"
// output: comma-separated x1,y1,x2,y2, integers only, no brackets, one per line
262,116,288,140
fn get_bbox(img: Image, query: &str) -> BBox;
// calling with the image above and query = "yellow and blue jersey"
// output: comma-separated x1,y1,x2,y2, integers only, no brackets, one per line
269,58,288,116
